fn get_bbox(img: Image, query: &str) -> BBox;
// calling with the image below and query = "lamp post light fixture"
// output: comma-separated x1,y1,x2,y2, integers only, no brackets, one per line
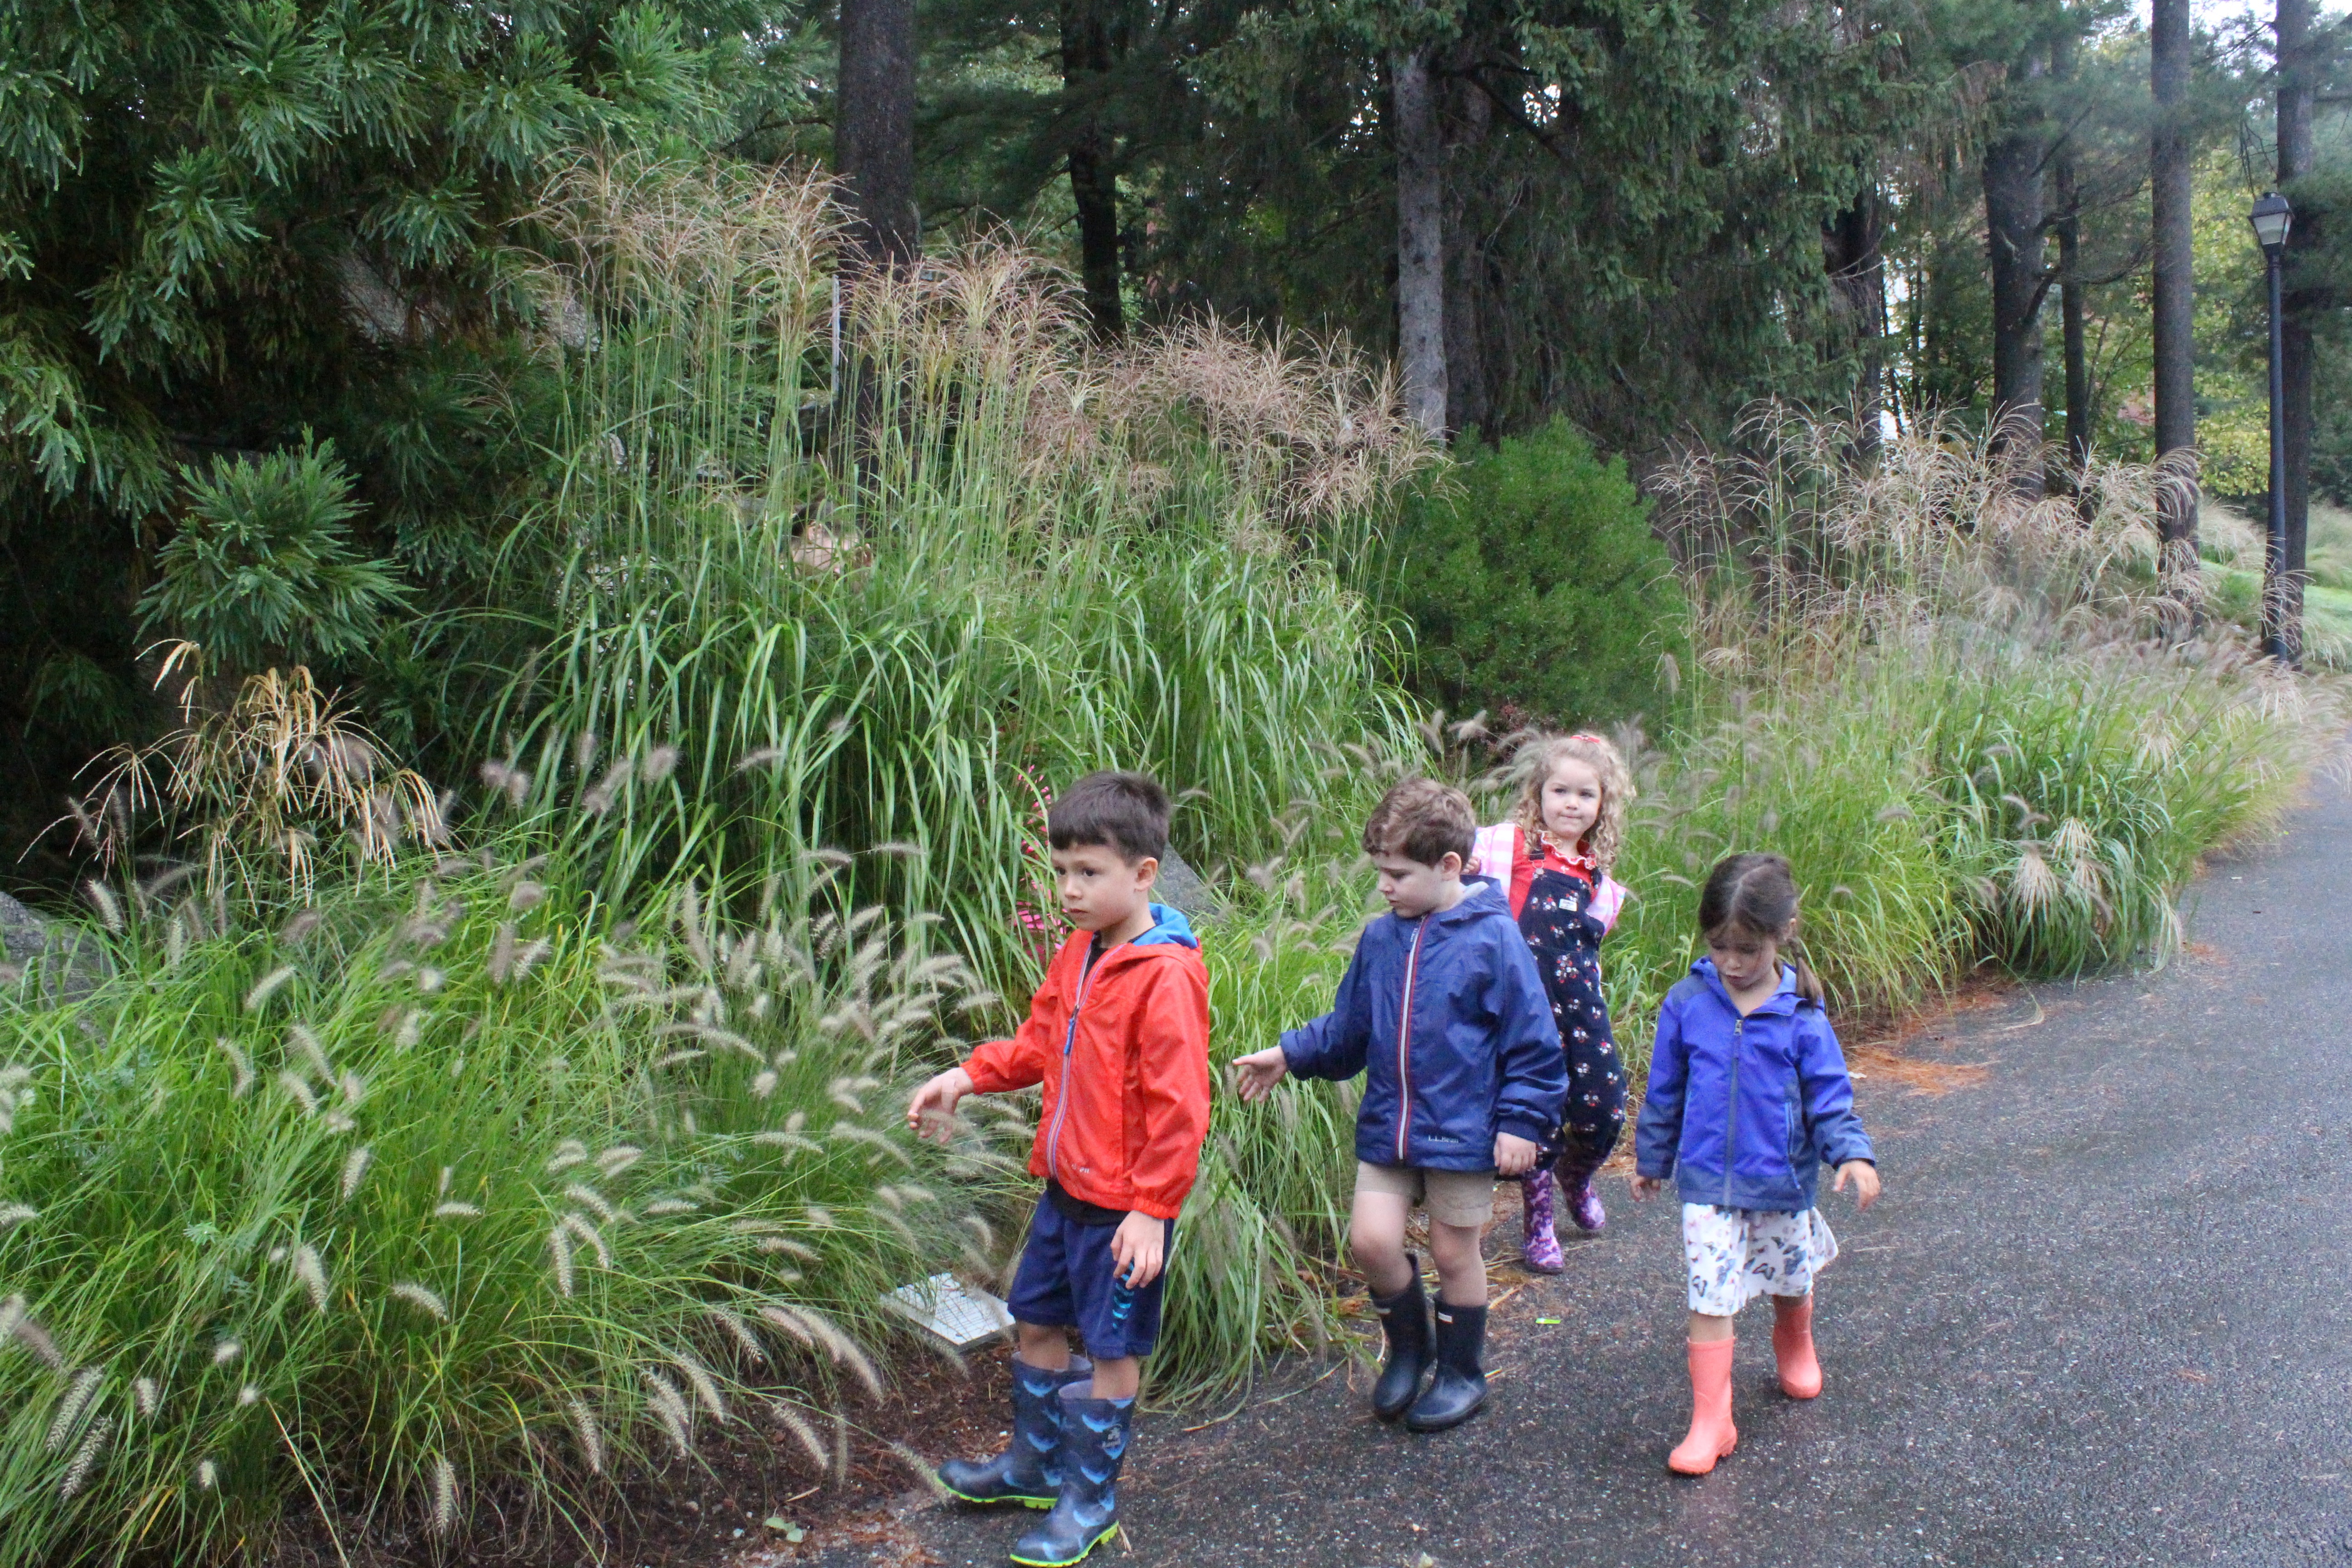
2251,190,2294,662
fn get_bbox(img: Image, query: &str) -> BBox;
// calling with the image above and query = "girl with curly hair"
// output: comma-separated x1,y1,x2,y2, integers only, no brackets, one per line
1469,731,1634,1271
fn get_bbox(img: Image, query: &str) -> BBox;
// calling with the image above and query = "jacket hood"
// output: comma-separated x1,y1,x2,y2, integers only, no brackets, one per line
1128,902,1199,951
1688,956,1802,1016
1430,877,1513,926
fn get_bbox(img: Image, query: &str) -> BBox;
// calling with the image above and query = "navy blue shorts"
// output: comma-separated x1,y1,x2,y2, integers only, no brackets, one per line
1006,1195,1172,1361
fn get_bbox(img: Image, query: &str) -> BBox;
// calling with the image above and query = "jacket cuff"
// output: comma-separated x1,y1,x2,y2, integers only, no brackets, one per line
1125,1196,1184,1221
959,1050,1015,1095
1636,1159,1674,1181
1496,1115,1552,1145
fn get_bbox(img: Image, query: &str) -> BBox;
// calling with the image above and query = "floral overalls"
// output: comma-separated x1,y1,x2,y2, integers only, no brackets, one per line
1513,834,1627,1179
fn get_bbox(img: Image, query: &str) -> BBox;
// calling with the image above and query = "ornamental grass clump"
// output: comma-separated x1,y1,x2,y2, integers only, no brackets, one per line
0,848,1017,1565
464,154,1429,995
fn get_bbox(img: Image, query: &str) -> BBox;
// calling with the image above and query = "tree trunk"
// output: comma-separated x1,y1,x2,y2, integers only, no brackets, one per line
1441,51,1492,439
2055,152,2092,473
2279,0,2315,659
836,0,919,269
1060,0,1122,340
1823,182,1886,457
2151,0,2200,573
1983,91,2048,494
1392,45,1447,440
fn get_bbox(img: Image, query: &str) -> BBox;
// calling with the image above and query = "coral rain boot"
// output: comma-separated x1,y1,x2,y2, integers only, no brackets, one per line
1667,1338,1738,1475
938,1357,1092,1508
1519,1171,1565,1273
1369,1263,1435,1421
1773,1293,1823,1399
1008,1386,1132,1566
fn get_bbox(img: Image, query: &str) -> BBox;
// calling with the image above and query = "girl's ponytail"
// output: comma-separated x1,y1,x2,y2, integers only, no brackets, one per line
1784,944,1827,1008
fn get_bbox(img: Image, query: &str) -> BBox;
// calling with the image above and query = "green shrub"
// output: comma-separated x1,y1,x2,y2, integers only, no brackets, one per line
1384,419,1685,729
0,857,1018,1565
138,436,410,676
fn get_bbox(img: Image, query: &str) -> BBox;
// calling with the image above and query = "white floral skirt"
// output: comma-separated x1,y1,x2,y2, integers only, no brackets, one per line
1681,1203,1839,1316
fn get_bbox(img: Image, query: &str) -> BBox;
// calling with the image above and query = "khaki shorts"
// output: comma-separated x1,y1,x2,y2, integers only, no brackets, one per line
1355,1161,1497,1227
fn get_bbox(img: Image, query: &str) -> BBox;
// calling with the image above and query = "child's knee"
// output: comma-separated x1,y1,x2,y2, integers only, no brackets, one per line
1349,1222,1405,1264
1015,1322,1073,1365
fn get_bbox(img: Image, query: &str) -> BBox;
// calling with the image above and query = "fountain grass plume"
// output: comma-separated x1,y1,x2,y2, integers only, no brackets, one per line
0,844,1028,1564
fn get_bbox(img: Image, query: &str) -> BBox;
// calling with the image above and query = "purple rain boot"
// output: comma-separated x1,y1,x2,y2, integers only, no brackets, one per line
1519,1170,1564,1274
1557,1148,1608,1233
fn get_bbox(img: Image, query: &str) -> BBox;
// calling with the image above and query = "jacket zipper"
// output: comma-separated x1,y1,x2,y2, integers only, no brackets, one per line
1044,951,1105,1183
1395,919,1429,1163
1722,1015,1741,1207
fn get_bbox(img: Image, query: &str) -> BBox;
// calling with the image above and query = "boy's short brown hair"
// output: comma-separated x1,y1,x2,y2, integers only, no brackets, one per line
1047,770,1171,866
1361,777,1475,868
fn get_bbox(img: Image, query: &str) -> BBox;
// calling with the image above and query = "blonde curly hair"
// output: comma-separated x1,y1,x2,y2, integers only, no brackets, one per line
1507,731,1634,873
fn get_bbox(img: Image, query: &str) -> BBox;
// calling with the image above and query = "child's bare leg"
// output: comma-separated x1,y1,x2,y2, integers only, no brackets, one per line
1349,1188,1415,1296
1426,1218,1489,1307
1017,1322,1073,1370
1687,1310,1734,1343
1088,1356,1140,1401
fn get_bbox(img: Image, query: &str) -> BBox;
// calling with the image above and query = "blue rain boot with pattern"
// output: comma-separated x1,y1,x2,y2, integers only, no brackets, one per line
938,1357,1092,1509
1008,1384,1133,1566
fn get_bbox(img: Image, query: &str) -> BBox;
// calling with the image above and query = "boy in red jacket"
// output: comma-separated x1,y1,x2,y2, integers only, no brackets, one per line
907,771,1211,1568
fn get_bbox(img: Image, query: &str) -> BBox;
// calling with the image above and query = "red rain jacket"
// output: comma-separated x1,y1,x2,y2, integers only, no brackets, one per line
960,904,1212,1220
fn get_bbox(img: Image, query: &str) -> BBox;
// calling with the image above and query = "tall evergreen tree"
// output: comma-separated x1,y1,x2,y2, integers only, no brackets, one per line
2278,0,2317,655
2152,0,2200,565
838,0,918,264
0,0,777,870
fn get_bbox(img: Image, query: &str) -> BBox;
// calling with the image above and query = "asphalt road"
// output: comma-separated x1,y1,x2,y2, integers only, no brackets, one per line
849,778,2352,1568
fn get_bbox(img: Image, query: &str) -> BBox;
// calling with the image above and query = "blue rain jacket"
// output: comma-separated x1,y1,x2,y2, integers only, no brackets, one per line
1634,959,1875,1211
1279,878,1567,1171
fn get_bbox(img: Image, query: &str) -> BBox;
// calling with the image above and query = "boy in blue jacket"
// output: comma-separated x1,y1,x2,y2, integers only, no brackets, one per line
1234,777,1566,1432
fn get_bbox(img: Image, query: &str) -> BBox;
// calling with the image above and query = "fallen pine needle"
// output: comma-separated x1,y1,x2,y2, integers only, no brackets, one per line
1180,1361,1344,1433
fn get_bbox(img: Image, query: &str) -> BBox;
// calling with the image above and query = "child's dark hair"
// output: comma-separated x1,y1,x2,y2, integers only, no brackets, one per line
1047,771,1171,865
1698,853,1827,1006
1361,777,1475,867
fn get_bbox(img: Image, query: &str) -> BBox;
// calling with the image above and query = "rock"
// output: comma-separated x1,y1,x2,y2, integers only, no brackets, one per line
1155,846,1225,924
0,889,114,1006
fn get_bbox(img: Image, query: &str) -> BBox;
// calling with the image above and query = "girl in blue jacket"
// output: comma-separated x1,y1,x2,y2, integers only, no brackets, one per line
1632,853,1880,1476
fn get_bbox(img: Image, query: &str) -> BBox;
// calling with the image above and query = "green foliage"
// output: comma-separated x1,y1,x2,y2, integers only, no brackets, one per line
461,159,1427,997
0,0,808,876
0,856,1018,1566
139,437,408,673
1386,420,1683,730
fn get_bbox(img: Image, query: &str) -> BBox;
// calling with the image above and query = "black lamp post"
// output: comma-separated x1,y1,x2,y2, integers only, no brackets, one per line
2251,190,2294,662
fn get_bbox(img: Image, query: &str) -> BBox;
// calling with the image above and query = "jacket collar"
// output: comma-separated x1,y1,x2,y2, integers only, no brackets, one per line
1130,902,1199,949
1690,956,1800,1017
1073,902,1200,972
1394,877,1511,930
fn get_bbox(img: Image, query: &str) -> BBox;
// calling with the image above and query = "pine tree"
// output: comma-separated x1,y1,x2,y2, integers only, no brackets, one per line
0,0,784,872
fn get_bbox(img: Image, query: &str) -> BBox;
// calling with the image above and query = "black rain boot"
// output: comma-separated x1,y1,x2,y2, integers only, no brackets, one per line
938,1357,1093,1508
1369,1263,1434,1421
1008,1384,1132,1566
1405,1301,1488,1432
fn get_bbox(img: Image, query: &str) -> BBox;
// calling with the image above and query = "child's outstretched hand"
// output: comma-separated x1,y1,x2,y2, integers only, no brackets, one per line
906,1067,975,1143
1229,1046,1289,1102
1493,1131,1539,1177
1629,1175,1666,1202
1833,1159,1881,1211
